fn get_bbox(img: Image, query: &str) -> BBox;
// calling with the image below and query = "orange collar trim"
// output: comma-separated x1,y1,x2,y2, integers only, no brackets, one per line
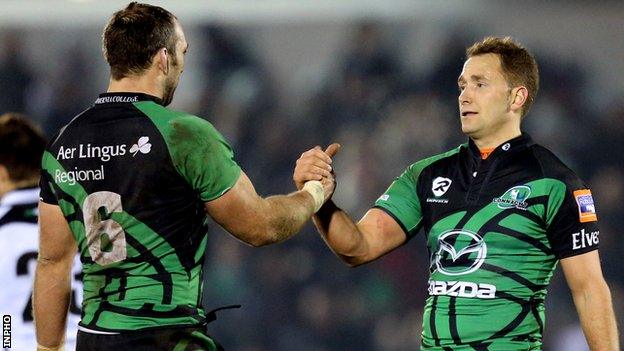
480,147,495,160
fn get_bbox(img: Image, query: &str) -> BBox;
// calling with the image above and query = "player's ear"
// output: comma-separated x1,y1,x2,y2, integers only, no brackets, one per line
155,47,169,75
0,165,8,181
0,165,10,189
510,86,528,113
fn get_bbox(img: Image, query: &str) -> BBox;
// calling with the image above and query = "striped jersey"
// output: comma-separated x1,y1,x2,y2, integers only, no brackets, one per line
0,187,82,349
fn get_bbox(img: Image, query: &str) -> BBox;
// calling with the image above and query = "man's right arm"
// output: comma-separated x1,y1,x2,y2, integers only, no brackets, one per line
34,201,77,351
293,144,409,266
561,251,619,350
312,201,407,266
150,115,335,247
205,170,332,247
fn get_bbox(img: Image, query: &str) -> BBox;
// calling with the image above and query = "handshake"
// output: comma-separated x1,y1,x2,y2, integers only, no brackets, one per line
293,143,341,213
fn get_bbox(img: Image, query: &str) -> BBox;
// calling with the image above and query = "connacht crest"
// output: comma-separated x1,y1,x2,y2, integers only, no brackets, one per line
493,185,531,210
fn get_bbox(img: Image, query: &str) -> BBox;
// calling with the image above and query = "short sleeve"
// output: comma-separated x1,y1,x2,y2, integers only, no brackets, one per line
546,183,599,259
39,151,59,204
168,116,241,202
135,102,242,202
374,164,423,239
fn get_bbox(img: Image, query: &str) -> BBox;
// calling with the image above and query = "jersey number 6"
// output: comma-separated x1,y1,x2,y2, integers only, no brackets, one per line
83,191,127,265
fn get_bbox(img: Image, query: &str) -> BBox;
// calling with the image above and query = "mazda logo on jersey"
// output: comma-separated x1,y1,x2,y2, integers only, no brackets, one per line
432,177,452,197
434,230,487,276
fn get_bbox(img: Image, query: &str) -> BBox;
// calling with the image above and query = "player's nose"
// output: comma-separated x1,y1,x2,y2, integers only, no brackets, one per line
459,88,472,105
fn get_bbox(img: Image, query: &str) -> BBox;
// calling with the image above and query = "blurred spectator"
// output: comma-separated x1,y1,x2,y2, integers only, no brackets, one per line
310,21,403,145
198,26,277,168
43,45,94,135
0,32,33,113
427,28,475,104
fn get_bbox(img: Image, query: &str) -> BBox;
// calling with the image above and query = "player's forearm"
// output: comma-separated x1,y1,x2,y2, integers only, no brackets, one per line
33,257,72,349
313,200,368,266
257,190,316,245
572,280,619,350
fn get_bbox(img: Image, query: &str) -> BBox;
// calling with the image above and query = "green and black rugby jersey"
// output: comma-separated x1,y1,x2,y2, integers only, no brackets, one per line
39,92,241,332
374,133,599,350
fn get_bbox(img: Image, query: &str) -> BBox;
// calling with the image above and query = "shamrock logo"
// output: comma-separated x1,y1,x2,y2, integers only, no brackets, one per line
130,136,152,156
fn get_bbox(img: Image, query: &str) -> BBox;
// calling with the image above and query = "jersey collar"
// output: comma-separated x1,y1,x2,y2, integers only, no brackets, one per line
95,92,163,106
468,133,535,162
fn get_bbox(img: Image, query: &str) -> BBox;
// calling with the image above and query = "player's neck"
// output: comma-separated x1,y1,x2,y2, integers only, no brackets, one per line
107,74,164,100
471,125,521,151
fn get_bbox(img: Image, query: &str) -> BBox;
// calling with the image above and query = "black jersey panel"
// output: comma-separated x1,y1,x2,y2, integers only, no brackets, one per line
532,145,600,258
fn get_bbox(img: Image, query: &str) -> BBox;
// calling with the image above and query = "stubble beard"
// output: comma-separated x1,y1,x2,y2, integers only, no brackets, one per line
162,77,178,107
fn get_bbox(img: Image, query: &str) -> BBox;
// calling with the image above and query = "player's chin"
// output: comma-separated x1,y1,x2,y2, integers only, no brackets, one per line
460,122,477,135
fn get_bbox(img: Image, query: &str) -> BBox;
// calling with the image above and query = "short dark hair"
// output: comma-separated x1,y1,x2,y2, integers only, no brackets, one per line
0,113,47,183
466,36,539,117
102,2,178,80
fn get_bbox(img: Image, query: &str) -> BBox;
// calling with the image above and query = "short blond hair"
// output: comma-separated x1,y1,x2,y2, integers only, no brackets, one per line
467,36,539,117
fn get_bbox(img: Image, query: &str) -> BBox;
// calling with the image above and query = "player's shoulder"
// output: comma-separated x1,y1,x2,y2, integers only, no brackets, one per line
46,107,91,148
529,143,586,188
0,203,39,251
169,111,219,136
0,189,39,226
405,144,464,177
135,105,235,169
135,102,220,138
0,204,38,227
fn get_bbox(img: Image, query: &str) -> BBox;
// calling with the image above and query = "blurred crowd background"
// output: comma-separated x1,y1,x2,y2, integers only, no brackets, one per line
1,1,623,350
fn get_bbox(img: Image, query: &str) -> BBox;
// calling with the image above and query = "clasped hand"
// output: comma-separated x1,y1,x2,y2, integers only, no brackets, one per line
293,143,341,204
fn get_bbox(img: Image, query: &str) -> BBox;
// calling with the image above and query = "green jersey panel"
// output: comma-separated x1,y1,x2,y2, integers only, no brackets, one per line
134,101,241,202
374,146,462,239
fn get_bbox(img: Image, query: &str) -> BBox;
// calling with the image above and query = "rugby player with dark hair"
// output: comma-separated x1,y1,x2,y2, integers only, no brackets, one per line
33,3,334,350
0,113,82,350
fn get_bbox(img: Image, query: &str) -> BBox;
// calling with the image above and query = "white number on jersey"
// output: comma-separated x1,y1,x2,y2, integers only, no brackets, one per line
83,191,127,265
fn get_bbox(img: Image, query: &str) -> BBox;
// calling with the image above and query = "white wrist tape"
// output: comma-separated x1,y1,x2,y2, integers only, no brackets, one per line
37,344,64,351
302,180,325,213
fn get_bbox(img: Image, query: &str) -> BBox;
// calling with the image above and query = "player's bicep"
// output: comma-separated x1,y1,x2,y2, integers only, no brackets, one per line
204,171,267,245
561,250,606,293
355,208,407,263
38,201,76,263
